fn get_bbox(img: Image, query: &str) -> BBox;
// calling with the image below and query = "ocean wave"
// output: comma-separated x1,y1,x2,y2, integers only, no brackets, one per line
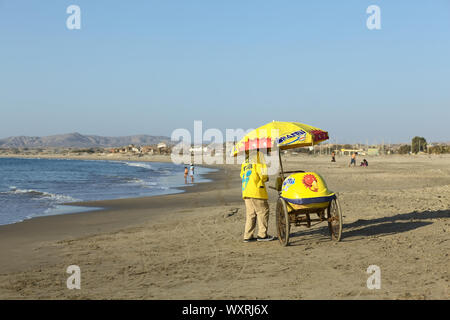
124,162,153,170
127,178,159,188
4,187,78,203
127,178,146,185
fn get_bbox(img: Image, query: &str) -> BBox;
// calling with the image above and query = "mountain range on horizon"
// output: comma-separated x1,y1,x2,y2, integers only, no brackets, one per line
0,133,173,148
1,133,448,149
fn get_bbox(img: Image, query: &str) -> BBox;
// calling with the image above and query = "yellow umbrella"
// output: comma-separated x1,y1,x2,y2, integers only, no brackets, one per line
231,121,329,157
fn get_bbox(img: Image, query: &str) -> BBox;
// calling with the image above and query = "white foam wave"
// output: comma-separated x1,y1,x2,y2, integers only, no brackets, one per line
127,178,159,188
124,162,153,170
5,187,78,203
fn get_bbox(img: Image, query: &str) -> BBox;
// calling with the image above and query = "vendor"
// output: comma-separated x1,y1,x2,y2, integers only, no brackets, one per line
241,150,275,242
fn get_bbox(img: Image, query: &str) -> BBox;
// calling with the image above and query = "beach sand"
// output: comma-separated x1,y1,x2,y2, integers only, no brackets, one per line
0,154,449,299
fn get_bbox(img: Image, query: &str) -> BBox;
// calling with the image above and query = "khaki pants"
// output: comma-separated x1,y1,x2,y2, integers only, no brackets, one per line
244,198,269,239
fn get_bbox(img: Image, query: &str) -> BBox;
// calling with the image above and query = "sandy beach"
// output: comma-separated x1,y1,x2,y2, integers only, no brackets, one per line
0,154,448,299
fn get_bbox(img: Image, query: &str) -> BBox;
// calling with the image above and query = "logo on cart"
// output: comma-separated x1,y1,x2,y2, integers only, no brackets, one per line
282,177,295,192
302,174,318,192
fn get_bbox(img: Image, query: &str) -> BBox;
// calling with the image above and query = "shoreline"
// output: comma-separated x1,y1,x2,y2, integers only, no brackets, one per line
0,153,176,163
0,155,219,226
0,160,236,274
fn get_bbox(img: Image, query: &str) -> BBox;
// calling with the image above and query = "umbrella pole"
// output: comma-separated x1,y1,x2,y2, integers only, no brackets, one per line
278,149,284,180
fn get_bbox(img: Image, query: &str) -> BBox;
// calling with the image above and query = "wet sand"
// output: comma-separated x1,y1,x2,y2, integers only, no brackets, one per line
0,155,449,299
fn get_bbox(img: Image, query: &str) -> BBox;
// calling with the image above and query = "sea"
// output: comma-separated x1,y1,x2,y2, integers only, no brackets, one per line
0,158,214,226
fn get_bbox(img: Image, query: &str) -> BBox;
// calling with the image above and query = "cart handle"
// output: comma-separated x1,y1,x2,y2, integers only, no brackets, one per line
282,170,305,175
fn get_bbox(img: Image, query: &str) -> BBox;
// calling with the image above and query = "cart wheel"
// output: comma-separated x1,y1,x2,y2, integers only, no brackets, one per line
276,198,290,246
327,197,343,241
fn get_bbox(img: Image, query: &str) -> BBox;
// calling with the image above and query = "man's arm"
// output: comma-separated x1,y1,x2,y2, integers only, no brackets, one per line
259,163,269,183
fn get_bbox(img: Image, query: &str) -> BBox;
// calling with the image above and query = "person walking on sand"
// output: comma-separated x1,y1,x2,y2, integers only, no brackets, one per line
331,151,336,162
241,150,275,242
349,152,357,167
189,164,194,183
184,166,189,184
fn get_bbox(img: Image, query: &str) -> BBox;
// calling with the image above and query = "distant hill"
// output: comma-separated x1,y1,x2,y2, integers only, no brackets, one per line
0,133,173,148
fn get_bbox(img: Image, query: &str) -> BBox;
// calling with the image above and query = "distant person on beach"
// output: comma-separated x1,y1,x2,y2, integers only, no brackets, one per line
184,167,188,184
189,164,194,183
331,151,336,162
360,159,368,167
349,152,357,167
241,150,275,243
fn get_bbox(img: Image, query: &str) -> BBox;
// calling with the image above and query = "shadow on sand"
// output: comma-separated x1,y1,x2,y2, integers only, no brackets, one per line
287,209,450,246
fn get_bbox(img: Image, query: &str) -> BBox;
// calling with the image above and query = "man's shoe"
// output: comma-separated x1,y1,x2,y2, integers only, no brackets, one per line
257,235,275,242
243,238,256,243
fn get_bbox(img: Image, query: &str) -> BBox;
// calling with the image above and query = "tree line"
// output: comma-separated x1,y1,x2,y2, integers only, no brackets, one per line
398,136,450,154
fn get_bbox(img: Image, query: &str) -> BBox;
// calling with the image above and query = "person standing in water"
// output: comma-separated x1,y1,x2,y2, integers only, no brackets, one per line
184,166,189,184
189,164,194,183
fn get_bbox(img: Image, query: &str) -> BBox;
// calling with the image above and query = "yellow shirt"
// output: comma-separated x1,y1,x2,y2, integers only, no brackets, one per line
240,152,269,200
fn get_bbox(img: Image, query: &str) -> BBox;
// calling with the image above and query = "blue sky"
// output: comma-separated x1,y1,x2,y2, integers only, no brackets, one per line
0,0,449,143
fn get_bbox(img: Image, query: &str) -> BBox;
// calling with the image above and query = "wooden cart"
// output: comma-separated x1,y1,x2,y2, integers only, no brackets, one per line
272,153,343,246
